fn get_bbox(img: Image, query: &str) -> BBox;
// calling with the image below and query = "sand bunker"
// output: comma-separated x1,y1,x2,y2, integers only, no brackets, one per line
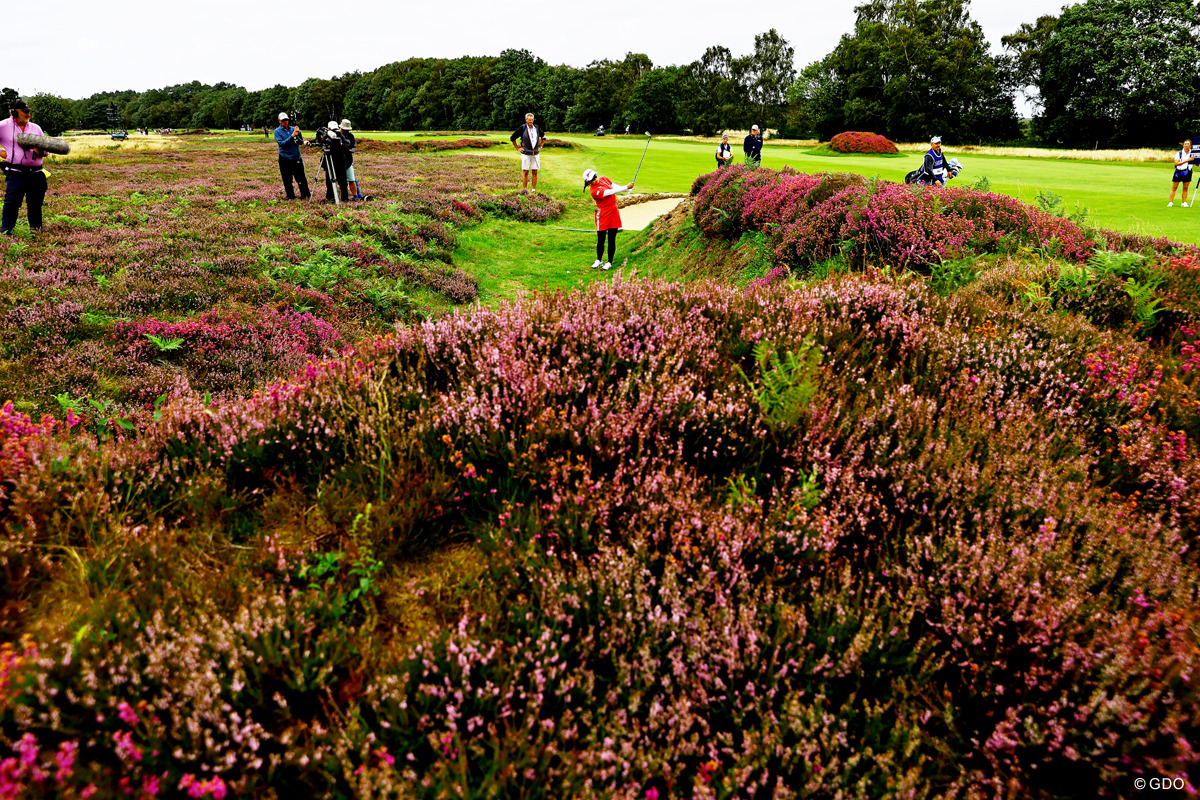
618,197,686,230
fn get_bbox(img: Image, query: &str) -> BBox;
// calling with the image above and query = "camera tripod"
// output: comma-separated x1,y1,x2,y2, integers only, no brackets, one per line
314,150,343,205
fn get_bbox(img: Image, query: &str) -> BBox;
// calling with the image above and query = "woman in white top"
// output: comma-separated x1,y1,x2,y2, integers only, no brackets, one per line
716,134,733,168
1169,138,1194,207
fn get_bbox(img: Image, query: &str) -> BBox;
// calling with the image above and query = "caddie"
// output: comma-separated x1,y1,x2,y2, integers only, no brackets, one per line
0,99,48,235
921,135,949,186
510,113,545,192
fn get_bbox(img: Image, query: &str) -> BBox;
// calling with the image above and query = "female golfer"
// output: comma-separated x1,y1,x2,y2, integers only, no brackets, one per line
584,168,634,270
716,134,733,168
1169,138,1193,207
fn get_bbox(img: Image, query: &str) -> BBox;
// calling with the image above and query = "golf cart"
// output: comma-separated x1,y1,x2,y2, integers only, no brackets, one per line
111,130,128,141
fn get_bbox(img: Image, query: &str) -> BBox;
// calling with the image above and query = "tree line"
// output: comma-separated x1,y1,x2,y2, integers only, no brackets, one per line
9,0,1200,147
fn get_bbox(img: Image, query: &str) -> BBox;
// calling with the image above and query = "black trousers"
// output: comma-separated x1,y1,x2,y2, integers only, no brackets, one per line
596,228,618,262
1,169,47,234
322,152,349,202
278,156,310,199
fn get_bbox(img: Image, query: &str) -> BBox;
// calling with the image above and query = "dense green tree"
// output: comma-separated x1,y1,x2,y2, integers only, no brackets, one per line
678,46,744,135
1024,0,1200,146
27,94,77,136
744,29,796,129
1000,14,1057,115
786,57,847,138
488,49,552,129
625,67,680,133
823,0,1019,142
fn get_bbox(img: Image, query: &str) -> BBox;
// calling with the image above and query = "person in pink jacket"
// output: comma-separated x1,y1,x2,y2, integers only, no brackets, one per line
0,99,48,235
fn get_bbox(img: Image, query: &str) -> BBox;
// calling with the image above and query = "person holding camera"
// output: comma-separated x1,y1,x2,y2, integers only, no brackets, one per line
0,99,48,235
274,112,310,201
316,121,350,204
510,113,545,192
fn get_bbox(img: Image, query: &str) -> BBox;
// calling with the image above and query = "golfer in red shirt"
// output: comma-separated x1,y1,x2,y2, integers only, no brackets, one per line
583,168,634,270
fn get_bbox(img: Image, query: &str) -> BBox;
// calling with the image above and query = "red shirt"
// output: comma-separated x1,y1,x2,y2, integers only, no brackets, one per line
590,177,623,231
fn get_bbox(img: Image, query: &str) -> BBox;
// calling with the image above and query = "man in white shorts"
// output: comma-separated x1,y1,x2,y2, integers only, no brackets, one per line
510,112,545,192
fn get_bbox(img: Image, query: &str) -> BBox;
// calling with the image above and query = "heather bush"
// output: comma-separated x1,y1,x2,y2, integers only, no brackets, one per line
3,275,1197,796
693,167,1195,273
0,139,559,421
828,131,899,154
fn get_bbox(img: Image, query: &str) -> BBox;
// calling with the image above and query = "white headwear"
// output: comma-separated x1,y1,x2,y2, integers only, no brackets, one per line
278,112,289,121
327,121,339,130
340,119,352,131
582,168,598,186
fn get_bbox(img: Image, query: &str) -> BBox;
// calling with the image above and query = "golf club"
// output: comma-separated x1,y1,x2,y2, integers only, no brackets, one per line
631,132,651,185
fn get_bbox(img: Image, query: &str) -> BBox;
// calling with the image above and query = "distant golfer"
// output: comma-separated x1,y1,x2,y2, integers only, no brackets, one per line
716,134,734,168
1169,138,1193,207
0,98,48,235
273,112,310,201
743,124,762,165
583,168,634,271
510,113,544,192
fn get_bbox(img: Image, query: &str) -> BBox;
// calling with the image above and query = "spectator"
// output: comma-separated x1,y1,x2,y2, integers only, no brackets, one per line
743,124,763,165
318,121,349,203
340,119,363,200
510,113,545,192
273,112,310,200
0,99,48,235
1169,138,1193,207
716,134,733,168
583,167,634,271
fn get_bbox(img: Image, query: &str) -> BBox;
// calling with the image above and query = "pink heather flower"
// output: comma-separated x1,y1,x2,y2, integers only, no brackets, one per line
81,785,98,798
54,741,77,782
142,775,161,795
117,701,139,727
646,789,659,800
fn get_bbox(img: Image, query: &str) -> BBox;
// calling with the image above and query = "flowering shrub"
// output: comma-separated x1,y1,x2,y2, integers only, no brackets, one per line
693,166,1195,271
828,131,899,154
2,272,1197,796
0,139,562,424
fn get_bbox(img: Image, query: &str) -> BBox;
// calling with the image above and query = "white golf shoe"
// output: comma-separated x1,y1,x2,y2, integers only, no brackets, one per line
1185,203,1191,208
590,259,602,269
1168,202,1175,207
602,262,612,271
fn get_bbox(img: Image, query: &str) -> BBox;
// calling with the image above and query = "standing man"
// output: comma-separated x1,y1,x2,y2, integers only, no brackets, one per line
920,135,949,186
510,113,545,192
743,124,763,165
274,112,310,201
0,99,48,236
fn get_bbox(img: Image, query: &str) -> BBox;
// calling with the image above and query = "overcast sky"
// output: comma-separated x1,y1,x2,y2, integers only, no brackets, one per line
14,0,1067,100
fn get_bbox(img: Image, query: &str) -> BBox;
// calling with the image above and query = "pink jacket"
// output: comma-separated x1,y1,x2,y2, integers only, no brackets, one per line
0,117,46,168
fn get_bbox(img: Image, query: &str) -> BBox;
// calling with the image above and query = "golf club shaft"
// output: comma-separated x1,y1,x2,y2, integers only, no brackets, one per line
632,134,651,185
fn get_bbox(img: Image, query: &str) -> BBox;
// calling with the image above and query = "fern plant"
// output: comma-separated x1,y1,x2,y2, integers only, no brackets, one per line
738,338,823,431
144,334,185,352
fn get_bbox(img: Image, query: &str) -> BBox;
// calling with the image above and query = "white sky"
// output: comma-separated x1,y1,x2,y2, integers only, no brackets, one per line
14,0,1066,100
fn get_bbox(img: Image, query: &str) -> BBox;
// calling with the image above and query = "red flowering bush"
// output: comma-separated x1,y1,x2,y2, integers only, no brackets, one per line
829,131,899,154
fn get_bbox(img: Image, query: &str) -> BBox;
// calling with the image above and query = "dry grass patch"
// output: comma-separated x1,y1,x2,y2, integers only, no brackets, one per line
896,142,1173,162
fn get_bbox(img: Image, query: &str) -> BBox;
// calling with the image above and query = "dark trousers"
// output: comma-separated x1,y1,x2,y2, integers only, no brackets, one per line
596,228,618,262
278,156,310,200
321,152,349,202
1,170,47,234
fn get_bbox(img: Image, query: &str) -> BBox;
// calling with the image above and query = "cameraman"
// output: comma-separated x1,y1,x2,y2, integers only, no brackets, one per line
273,112,310,200
0,99,48,235
315,121,349,204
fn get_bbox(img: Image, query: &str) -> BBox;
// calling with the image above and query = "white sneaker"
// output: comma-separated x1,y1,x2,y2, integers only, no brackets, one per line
590,259,602,269
602,262,612,271
1168,202,1174,207
1185,203,1190,208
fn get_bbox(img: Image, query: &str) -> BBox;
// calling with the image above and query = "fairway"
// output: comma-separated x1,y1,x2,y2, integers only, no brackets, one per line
415,131,1200,246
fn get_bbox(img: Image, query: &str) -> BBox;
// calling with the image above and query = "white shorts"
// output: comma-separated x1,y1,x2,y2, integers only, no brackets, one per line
345,165,356,181
521,153,541,171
